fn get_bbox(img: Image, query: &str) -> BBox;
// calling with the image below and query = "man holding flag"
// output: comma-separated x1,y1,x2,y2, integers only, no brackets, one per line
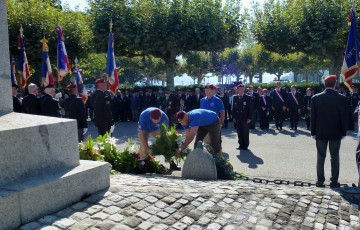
56,25,70,82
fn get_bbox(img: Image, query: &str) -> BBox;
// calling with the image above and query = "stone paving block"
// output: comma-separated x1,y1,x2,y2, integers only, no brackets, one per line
162,196,177,204
94,220,115,230
108,213,125,223
145,196,158,204
110,223,133,230
52,218,76,229
207,223,222,230
197,216,211,225
137,210,152,220
103,206,121,215
90,211,109,220
38,215,59,225
69,212,90,221
138,221,153,230
38,226,59,230
69,218,97,229
150,223,169,230
223,225,236,230
189,225,202,230
122,216,142,228
181,216,195,225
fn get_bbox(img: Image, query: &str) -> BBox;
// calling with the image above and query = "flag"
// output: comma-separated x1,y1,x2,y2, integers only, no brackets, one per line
341,6,360,92
18,32,31,88
56,25,70,82
11,61,17,85
40,37,54,87
75,67,88,103
105,32,119,95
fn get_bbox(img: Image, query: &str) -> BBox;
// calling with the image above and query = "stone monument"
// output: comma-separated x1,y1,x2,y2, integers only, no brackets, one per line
0,3,110,229
182,141,217,180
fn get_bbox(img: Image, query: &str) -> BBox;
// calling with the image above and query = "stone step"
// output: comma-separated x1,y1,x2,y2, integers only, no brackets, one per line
0,160,110,230
0,113,80,186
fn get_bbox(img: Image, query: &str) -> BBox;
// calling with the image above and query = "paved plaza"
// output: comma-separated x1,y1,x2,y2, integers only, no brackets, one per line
18,119,360,230
20,174,360,230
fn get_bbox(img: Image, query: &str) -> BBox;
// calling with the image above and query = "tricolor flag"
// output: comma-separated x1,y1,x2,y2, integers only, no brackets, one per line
40,37,54,87
341,6,360,92
75,67,88,103
105,32,119,95
11,61,17,86
18,28,31,88
56,25,70,82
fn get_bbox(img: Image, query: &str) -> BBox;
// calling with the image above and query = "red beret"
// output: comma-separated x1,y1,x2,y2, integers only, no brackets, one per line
66,83,77,89
176,110,186,122
150,108,162,119
205,84,218,90
95,78,106,84
45,84,54,89
324,75,337,83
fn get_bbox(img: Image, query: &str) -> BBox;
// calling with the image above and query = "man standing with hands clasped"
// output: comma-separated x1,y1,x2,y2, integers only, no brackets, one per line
311,75,348,188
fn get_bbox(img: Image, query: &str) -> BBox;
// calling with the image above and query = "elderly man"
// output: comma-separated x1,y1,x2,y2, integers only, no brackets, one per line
93,78,114,136
62,83,88,142
311,75,348,188
40,84,62,117
22,83,41,115
175,109,221,156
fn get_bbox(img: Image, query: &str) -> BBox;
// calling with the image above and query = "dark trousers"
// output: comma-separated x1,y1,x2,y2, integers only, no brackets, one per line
348,112,355,130
289,109,299,129
194,120,221,154
305,116,310,129
236,121,250,149
78,129,84,142
316,140,341,184
273,107,285,129
249,110,257,129
98,126,111,137
259,109,269,129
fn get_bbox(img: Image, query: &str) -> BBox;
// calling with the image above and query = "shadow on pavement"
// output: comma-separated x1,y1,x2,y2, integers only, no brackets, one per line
237,149,264,169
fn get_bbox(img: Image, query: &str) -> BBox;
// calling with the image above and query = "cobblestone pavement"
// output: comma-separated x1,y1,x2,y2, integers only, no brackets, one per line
20,174,360,230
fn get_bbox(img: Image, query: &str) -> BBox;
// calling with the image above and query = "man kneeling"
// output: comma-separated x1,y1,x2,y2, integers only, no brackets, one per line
176,109,221,156
138,107,180,170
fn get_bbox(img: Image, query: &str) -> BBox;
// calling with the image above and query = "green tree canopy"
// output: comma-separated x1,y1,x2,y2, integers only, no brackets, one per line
89,0,245,87
7,0,93,85
252,0,351,76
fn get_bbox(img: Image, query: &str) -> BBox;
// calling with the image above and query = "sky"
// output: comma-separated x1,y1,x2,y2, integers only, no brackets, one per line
61,0,277,85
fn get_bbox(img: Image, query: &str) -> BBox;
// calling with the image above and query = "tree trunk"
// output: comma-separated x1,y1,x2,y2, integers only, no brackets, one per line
249,75,253,84
293,72,298,83
328,56,342,81
276,74,281,81
258,72,263,83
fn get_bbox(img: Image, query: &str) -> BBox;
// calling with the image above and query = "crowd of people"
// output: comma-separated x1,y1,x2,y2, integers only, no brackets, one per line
12,76,357,186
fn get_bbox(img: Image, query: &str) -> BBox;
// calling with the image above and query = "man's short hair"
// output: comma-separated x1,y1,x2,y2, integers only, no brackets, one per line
28,83,38,94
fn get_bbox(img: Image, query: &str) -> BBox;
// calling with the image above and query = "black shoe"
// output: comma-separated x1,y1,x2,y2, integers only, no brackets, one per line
316,182,325,188
170,162,181,171
330,182,340,188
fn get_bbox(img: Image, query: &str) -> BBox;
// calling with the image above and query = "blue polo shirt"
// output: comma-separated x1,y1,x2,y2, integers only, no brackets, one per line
183,109,219,130
200,96,224,115
138,107,169,132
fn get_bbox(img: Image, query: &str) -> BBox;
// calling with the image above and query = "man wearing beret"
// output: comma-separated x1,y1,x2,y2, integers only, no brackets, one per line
201,84,225,126
93,78,114,136
176,109,221,156
12,83,22,113
232,84,253,150
62,83,88,142
40,84,62,117
311,75,348,188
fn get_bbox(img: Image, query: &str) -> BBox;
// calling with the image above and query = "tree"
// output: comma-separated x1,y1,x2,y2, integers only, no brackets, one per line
266,52,290,81
7,0,93,85
182,51,210,85
252,0,350,77
89,0,245,87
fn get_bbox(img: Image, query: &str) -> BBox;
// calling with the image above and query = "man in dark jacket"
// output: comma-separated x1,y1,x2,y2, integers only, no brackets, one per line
62,83,88,142
40,84,62,118
22,83,41,115
311,75,348,188
93,78,114,136
232,84,254,150
271,81,287,131
287,85,302,130
12,84,22,112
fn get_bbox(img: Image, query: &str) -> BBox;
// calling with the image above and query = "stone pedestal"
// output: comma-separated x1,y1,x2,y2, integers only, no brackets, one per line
0,114,110,230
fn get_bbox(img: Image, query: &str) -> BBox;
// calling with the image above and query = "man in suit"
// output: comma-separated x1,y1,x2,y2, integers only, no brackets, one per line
232,84,253,150
311,75,348,188
12,83,22,113
287,85,302,130
271,82,287,131
62,83,88,142
40,84,62,118
246,85,260,129
191,88,204,109
22,83,41,115
217,88,230,128
347,85,360,130
93,78,114,136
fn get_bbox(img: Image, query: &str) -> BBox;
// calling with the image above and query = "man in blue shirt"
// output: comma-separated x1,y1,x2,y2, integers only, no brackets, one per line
175,109,221,156
200,84,225,126
138,107,169,160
